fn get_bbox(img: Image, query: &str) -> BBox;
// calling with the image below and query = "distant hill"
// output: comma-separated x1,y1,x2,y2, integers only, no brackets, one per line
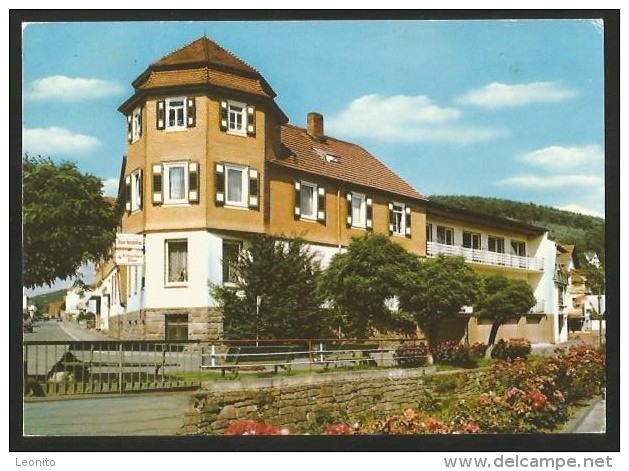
29,288,66,314
429,195,605,266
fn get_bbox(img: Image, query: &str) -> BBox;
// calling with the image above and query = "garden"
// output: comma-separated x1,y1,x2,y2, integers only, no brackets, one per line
221,340,606,435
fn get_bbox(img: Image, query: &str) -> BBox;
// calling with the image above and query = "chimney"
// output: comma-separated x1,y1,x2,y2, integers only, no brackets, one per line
307,112,324,140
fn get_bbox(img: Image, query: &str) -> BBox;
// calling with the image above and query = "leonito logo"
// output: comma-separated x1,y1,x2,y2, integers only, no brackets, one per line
15,458,56,467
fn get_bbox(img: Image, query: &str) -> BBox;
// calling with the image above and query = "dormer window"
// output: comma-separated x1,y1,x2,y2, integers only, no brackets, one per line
325,154,339,163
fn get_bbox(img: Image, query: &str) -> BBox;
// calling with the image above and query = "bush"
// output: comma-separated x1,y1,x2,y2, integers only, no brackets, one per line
393,342,429,367
224,419,291,435
491,338,531,361
469,342,488,358
432,341,475,368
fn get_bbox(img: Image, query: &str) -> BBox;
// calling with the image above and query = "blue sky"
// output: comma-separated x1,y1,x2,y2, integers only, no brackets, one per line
23,19,605,220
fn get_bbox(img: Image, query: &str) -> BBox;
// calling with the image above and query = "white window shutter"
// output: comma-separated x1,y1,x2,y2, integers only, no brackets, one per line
248,168,259,208
346,192,353,227
294,181,301,218
127,115,132,142
366,197,373,229
220,100,228,131
405,206,412,237
246,106,256,136
125,175,131,212
188,161,199,203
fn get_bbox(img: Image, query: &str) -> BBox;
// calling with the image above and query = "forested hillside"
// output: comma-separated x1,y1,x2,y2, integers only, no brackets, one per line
429,195,605,266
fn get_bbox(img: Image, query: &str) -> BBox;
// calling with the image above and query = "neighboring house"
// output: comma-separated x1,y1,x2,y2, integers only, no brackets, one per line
95,36,566,344
583,251,601,268
47,300,64,318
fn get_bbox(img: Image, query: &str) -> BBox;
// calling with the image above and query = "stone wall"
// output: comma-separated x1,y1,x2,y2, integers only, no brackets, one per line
182,368,485,435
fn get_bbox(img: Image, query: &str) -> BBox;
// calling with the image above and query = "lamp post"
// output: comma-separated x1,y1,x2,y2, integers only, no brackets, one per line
256,295,262,347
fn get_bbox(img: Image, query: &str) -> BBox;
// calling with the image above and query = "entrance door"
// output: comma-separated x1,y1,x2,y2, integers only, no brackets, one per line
165,313,188,341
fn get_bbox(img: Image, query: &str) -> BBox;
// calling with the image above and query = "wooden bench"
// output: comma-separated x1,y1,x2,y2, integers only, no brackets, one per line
314,343,388,369
201,345,301,377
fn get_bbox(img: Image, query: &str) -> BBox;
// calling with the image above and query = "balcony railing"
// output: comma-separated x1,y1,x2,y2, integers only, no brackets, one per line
427,241,544,271
553,269,569,285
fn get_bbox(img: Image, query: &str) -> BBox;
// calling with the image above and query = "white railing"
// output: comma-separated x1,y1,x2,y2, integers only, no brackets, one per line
427,241,544,271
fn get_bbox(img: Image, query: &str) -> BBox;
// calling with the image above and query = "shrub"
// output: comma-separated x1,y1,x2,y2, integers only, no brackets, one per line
432,341,475,368
393,342,429,367
359,408,453,434
469,342,488,358
224,419,291,435
491,338,531,361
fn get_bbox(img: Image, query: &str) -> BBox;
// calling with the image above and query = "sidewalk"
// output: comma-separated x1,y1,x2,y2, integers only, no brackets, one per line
559,396,606,433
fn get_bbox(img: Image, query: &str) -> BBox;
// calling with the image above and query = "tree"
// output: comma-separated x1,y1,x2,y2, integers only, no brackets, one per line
317,234,419,338
399,255,480,351
22,155,119,288
475,274,536,346
213,234,330,340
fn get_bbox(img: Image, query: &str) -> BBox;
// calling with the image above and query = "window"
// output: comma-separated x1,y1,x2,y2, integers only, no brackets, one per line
389,202,411,237
511,240,526,256
223,240,243,284
166,97,186,129
437,226,454,245
163,162,188,204
351,193,366,228
426,223,433,242
225,164,248,207
463,231,481,249
131,169,142,212
300,182,317,220
488,236,505,253
220,100,255,136
131,107,142,142
165,313,188,341
166,240,188,285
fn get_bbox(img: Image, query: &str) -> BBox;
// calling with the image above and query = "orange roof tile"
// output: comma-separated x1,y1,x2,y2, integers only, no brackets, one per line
272,124,424,201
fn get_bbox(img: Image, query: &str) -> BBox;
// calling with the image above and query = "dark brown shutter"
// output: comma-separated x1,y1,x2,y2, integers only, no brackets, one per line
346,192,353,227
138,169,143,210
317,186,326,223
366,197,373,230
127,115,132,142
294,182,301,219
405,206,412,237
125,175,131,213
138,107,143,137
248,168,259,209
388,203,394,235
246,106,256,136
156,100,165,130
188,162,199,203
215,163,225,206
152,164,163,205
187,97,196,128
220,100,228,131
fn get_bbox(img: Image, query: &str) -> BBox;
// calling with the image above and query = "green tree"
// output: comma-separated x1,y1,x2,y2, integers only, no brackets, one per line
475,274,537,346
213,234,329,340
399,255,480,351
22,155,118,288
317,234,419,339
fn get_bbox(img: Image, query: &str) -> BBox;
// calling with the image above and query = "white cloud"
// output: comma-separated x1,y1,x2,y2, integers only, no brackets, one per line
555,204,604,219
494,174,604,189
458,81,577,109
327,94,507,144
26,75,125,101
23,127,101,155
519,145,604,170
102,178,120,197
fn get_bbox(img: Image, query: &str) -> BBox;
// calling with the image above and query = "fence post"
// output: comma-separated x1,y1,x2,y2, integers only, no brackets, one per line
210,344,216,367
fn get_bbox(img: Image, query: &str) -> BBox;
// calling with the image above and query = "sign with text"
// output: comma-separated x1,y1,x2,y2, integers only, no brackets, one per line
115,233,144,250
115,249,144,266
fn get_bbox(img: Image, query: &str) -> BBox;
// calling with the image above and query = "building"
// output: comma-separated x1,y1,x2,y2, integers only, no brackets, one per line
99,36,565,344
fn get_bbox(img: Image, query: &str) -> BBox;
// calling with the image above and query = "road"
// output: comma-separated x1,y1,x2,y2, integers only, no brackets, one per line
24,318,112,342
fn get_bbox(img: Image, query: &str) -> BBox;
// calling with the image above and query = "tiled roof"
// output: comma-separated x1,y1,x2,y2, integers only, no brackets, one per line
557,244,575,265
272,124,424,201
138,67,272,98
152,36,259,76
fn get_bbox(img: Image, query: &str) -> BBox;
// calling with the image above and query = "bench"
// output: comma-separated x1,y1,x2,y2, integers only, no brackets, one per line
201,345,301,377
314,343,389,369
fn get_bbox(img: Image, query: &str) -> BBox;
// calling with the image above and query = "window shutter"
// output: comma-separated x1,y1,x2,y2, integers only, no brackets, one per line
127,115,132,143
138,107,143,137
405,206,412,237
294,182,301,219
215,163,225,206
220,100,228,131
346,192,353,227
246,106,256,136
317,186,326,222
187,97,196,127
366,197,373,230
156,100,165,130
138,169,143,210
125,175,131,213
188,162,199,203
152,164,163,205
248,168,259,209
388,203,394,234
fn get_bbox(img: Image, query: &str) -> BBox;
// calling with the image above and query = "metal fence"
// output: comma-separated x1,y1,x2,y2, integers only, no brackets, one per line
23,340,202,397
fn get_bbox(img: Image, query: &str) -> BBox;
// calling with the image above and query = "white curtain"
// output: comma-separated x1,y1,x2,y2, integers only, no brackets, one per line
169,166,185,200
168,241,187,282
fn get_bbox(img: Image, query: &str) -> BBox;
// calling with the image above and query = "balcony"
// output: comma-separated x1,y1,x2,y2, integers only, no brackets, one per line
427,241,544,271
553,268,569,285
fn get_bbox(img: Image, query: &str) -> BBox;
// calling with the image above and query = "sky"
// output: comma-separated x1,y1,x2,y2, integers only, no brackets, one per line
21,17,607,293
